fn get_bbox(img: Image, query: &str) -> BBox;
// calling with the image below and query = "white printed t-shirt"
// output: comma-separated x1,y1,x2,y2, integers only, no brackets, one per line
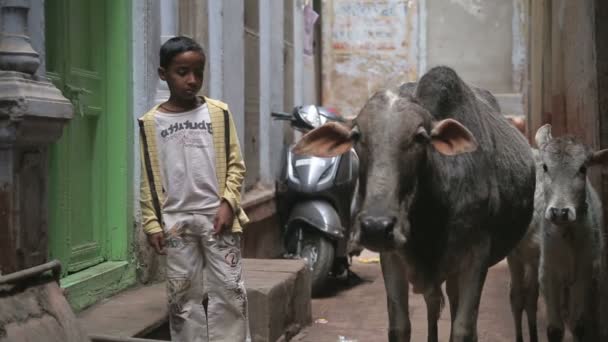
154,103,221,216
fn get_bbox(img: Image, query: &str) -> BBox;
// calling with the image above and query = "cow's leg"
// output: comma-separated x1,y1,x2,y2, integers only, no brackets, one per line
507,255,525,342
424,286,443,342
381,251,411,342
446,274,459,342
600,259,608,342
541,272,564,342
570,276,597,342
524,264,539,342
450,242,490,342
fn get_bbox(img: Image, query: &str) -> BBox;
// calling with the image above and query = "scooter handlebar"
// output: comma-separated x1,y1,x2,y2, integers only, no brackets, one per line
271,112,293,120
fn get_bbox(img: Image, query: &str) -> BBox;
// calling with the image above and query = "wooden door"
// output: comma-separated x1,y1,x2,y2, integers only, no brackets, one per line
46,0,107,275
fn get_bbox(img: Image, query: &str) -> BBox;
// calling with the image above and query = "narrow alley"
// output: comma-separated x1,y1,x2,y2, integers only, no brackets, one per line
2,1,608,341
293,251,573,342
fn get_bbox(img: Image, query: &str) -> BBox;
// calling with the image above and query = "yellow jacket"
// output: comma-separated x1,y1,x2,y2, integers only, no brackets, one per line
138,96,249,234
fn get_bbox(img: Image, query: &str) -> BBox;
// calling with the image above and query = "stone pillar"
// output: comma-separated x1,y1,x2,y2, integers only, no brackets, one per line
293,0,304,110
222,0,245,144
154,0,178,104
0,0,73,275
258,0,285,185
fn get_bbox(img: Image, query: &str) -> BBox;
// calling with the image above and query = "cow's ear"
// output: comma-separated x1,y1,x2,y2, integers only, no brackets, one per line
590,149,608,166
429,119,478,156
535,124,552,148
293,122,356,157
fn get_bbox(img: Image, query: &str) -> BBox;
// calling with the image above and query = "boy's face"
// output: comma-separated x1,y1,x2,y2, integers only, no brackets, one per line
159,51,205,101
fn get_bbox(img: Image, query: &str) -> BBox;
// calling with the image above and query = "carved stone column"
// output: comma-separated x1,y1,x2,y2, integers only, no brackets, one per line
0,0,73,275
154,0,178,104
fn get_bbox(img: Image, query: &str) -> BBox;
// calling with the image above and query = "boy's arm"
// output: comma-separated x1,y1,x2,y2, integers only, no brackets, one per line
139,133,163,235
222,109,246,213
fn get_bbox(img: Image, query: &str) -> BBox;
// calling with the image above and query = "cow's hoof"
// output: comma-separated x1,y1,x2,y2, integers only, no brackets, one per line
388,328,411,342
547,326,564,342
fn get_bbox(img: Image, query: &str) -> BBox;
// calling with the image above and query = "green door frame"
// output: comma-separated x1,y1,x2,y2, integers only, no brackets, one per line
47,0,135,311
104,0,132,263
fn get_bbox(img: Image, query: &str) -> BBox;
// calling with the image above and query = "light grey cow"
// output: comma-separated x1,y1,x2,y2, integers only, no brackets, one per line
509,124,606,342
536,124,606,342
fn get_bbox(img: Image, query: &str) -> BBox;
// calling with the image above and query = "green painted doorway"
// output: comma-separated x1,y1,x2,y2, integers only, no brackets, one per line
45,0,132,293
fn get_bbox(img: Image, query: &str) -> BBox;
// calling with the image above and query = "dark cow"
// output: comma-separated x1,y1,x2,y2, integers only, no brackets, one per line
294,66,536,342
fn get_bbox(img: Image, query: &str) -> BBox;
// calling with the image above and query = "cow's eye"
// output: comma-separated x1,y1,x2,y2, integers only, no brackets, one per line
580,165,587,174
414,126,430,144
542,164,548,173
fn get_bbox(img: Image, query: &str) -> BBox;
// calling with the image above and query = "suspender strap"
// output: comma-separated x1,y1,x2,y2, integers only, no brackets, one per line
223,109,230,166
139,120,162,221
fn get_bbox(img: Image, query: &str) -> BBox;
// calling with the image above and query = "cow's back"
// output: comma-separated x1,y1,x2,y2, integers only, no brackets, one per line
412,67,536,267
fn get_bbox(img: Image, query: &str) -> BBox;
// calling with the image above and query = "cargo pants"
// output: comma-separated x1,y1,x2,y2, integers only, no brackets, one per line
163,212,250,342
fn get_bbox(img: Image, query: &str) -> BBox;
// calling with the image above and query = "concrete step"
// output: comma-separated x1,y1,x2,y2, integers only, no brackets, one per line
245,259,312,342
78,259,312,342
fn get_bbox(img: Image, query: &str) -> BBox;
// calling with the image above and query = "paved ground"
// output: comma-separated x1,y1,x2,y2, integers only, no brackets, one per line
293,251,573,342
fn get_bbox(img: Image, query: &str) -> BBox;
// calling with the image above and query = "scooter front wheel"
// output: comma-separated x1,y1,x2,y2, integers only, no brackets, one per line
298,230,334,297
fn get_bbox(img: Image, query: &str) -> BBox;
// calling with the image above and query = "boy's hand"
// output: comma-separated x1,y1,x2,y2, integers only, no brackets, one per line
214,201,234,235
147,232,166,255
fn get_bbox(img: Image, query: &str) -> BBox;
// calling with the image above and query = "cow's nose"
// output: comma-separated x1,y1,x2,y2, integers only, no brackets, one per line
360,215,396,239
549,207,571,221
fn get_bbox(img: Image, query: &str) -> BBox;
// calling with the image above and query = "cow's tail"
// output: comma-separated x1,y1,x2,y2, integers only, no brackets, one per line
428,285,446,318
439,288,446,316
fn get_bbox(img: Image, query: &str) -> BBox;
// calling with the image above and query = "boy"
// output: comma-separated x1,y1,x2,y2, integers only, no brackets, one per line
139,36,250,342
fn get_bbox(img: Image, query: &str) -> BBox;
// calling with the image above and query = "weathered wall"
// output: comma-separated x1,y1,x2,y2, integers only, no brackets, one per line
426,0,520,93
321,0,420,117
244,0,262,188
132,0,166,284
0,279,90,342
528,0,599,146
242,216,285,258
321,0,527,116
546,0,599,145
303,0,321,106
527,0,608,333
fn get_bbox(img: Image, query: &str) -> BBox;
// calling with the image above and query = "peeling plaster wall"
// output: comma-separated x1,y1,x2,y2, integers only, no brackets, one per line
426,0,521,93
512,0,527,93
321,0,527,117
132,0,166,284
322,0,420,117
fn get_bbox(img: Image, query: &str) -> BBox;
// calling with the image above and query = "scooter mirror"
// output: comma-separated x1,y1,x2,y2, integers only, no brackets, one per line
296,105,322,129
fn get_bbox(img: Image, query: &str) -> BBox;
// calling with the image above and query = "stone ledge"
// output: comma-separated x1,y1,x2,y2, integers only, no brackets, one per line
77,259,312,341
61,261,136,312
78,282,167,339
242,185,276,223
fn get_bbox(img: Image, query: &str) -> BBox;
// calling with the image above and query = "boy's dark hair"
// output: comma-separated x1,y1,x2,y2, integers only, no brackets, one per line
159,36,205,69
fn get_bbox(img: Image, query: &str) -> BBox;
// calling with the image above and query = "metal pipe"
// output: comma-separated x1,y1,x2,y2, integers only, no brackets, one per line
89,335,164,342
0,259,61,285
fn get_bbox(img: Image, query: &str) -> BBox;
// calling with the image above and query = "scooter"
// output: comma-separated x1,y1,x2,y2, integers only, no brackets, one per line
272,105,359,296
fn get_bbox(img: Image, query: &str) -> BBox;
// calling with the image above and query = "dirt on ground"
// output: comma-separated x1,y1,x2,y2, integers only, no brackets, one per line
292,251,573,342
